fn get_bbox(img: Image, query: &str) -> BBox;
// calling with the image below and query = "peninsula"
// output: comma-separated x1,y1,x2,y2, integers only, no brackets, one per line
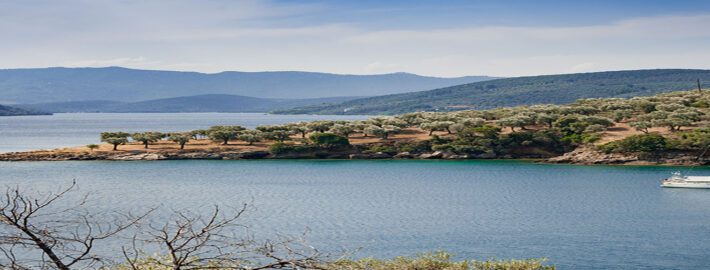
2,90,709,165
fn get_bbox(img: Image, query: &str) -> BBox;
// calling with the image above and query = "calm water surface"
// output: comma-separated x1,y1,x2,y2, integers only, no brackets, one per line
0,113,368,152
2,160,710,269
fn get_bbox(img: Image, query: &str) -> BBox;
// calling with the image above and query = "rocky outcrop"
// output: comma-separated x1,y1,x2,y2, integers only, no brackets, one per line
546,146,639,164
418,151,444,159
393,152,415,159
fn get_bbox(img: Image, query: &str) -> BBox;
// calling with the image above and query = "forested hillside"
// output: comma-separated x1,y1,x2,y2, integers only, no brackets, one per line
276,69,710,115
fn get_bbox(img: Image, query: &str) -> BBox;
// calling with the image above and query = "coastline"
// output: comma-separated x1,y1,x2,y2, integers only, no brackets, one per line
1,143,707,166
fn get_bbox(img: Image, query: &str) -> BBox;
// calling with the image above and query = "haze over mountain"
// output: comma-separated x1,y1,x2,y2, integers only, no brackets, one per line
16,95,360,113
276,69,710,115
0,104,49,116
0,67,495,104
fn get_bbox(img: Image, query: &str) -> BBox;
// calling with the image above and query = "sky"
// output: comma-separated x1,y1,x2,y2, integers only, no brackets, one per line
1,0,710,77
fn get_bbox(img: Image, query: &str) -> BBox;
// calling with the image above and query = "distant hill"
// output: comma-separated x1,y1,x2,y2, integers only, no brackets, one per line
275,69,710,115
0,67,495,104
0,104,50,116
16,95,361,113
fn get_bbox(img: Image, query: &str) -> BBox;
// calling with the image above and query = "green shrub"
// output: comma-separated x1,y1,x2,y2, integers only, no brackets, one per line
268,142,300,154
396,140,433,153
329,251,554,270
309,133,350,148
367,144,399,154
599,133,667,153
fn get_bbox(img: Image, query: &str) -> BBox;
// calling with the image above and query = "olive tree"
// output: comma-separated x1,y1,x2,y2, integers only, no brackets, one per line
100,132,130,150
238,130,263,145
86,144,99,152
208,126,246,145
169,133,192,149
306,121,334,133
328,124,355,138
131,132,165,148
420,121,453,135
287,123,310,138
630,121,652,133
497,115,533,131
450,118,486,134
535,113,558,128
645,109,701,132
365,125,401,139
257,125,293,142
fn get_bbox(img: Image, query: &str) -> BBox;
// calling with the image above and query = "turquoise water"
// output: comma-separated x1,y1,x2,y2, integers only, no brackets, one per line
2,160,710,269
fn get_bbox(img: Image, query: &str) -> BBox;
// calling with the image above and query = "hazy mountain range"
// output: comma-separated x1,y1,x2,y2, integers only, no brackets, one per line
16,95,361,113
0,104,50,116
0,67,495,104
3,67,709,115
277,69,710,115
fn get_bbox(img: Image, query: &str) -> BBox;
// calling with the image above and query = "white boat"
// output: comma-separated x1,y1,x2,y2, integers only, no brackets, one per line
661,172,710,189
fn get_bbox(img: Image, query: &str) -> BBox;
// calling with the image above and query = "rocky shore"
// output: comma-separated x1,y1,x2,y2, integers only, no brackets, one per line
1,146,707,166
546,146,709,166
0,148,477,161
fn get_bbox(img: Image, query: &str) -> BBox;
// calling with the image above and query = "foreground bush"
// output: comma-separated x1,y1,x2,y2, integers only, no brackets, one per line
329,251,554,270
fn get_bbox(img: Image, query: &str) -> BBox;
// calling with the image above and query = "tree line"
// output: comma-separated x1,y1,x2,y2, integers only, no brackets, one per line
98,90,709,159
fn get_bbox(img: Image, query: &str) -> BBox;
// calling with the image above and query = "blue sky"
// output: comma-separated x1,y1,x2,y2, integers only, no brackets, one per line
1,0,709,77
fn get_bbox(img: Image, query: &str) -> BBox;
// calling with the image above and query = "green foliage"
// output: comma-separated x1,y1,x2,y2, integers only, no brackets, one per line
396,140,434,154
329,124,355,137
599,133,667,153
365,125,401,139
497,115,534,131
208,125,246,145
131,132,164,148
670,128,710,159
267,142,298,154
421,121,455,135
629,121,652,133
309,133,350,148
100,132,130,150
367,144,399,154
237,130,263,145
168,133,191,149
257,125,294,142
306,120,335,133
286,122,309,138
86,144,99,152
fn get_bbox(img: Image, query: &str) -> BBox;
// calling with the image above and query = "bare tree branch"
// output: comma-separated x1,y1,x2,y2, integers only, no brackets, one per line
0,181,152,269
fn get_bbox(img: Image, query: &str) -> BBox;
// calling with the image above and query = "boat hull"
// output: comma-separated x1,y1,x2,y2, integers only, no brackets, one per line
661,182,710,189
